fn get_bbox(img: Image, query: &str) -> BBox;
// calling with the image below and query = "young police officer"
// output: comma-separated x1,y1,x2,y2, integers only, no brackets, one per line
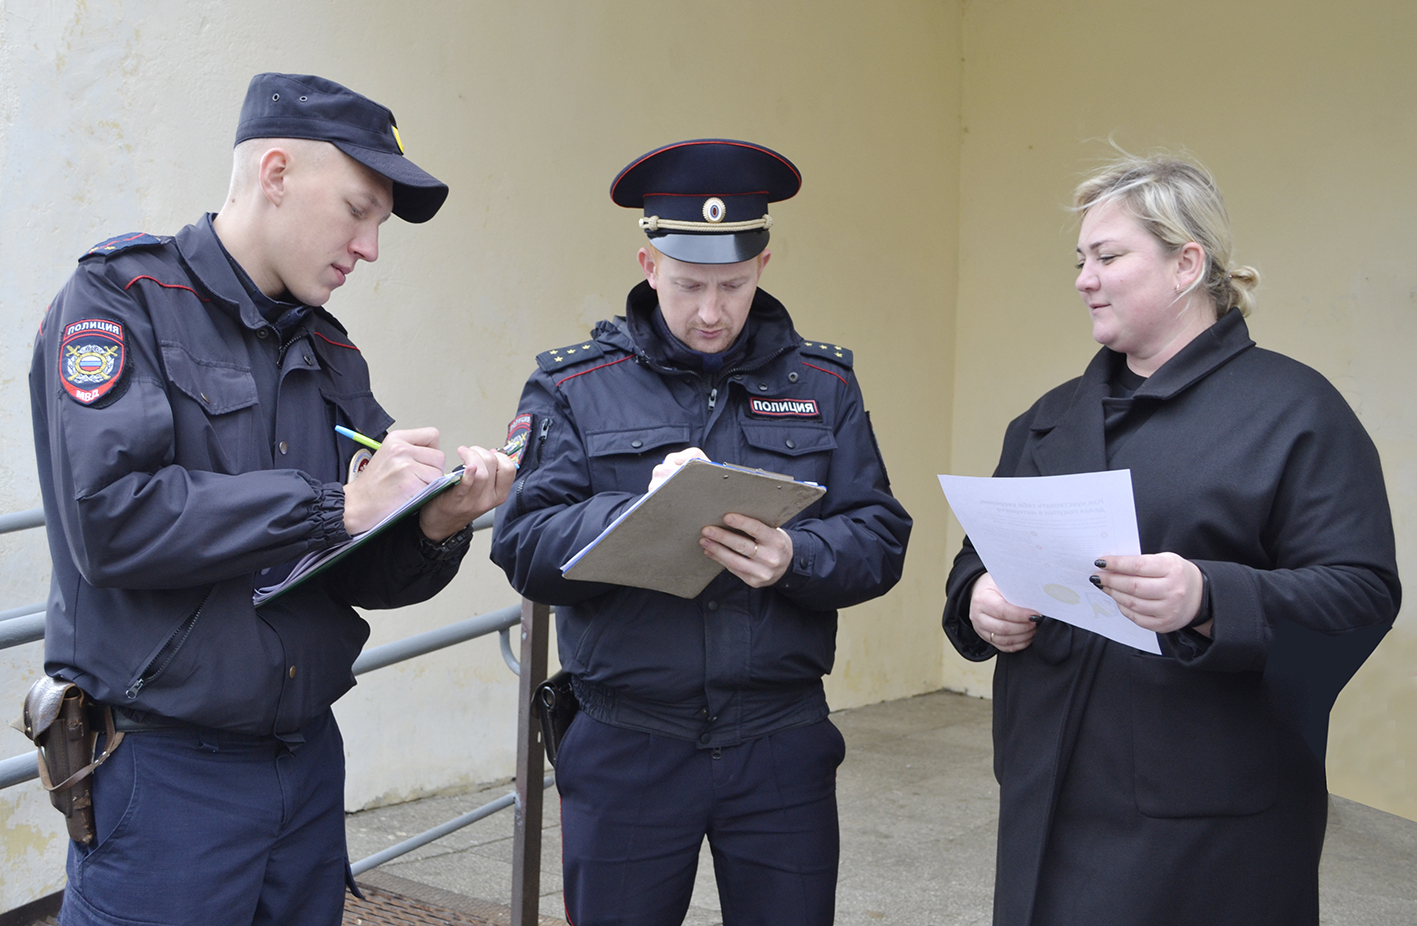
29,74,514,925
491,140,912,926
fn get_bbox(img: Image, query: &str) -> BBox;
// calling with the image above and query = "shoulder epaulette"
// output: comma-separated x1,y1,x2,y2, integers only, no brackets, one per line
81,232,164,261
314,307,351,336
799,339,853,368
537,338,607,373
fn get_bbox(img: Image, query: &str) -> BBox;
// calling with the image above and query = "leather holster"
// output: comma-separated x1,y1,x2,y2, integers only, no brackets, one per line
12,677,124,844
534,670,579,768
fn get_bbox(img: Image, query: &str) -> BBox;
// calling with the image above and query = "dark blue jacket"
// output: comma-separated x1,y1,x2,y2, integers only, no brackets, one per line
491,282,911,745
30,217,468,735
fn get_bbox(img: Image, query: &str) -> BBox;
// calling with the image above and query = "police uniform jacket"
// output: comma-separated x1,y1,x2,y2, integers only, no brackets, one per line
491,282,911,746
942,310,1400,926
30,217,469,736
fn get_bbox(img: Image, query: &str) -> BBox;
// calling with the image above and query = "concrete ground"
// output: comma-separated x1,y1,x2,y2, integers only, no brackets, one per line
345,689,1417,925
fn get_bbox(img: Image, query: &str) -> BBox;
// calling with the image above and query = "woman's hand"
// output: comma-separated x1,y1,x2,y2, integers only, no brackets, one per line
1091,553,1210,637
969,573,1040,653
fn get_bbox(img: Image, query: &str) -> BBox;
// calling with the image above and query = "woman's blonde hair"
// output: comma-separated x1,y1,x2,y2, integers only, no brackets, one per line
1073,150,1258,317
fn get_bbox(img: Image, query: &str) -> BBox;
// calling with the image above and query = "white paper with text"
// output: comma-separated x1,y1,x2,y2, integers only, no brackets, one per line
938,470,1161,654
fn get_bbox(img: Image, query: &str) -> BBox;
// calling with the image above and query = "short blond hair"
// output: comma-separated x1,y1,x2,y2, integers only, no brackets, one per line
1074,151,1258,317
225,137,335,200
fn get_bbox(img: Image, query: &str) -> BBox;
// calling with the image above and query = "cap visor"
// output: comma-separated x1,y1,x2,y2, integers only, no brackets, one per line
335,142,449,223
649,230,769,264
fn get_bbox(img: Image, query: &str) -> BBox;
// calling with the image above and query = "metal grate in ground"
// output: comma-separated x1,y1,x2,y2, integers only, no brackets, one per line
345,871,563,926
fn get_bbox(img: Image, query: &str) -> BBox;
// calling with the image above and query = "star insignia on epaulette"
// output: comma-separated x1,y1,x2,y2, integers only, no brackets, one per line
538,340,606,372
799,339,853,366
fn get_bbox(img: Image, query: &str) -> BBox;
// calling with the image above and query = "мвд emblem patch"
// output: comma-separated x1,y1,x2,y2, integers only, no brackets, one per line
60,318,126,405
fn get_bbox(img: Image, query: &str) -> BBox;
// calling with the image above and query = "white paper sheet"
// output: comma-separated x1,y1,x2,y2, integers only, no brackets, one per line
938,470,1161,654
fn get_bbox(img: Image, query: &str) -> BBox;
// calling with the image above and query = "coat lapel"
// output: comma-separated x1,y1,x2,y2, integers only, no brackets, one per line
1026,347,1114,477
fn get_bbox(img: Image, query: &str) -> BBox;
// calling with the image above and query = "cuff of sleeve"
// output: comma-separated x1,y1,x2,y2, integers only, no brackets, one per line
943,568,995,662
310,478,353,546
417,521,474,565
773,529,817,593
1165,573,1215,661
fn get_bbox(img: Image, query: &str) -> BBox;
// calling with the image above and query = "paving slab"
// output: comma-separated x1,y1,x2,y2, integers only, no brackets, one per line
345,689,1417,926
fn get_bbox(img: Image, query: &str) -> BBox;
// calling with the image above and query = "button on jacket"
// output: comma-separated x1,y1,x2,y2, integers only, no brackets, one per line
31,216,468,736
491,281,911,746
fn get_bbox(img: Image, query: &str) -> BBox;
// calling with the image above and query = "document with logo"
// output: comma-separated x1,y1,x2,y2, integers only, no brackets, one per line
937,470,1161,653
253,468,465,607
562,459,826,599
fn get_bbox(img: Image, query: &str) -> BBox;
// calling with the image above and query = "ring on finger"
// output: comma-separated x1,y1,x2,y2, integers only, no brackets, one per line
751,542,759,558
990,631,996,643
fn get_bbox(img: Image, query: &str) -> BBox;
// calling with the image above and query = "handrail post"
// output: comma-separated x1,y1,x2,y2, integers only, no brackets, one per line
511,598,550,926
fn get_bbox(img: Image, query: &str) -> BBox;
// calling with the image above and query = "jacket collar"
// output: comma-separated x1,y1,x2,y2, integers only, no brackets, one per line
174,214,271,331
1027,309,1255,475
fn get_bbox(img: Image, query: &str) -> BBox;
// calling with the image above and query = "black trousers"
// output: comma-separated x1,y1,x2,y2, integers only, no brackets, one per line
556,713,846,926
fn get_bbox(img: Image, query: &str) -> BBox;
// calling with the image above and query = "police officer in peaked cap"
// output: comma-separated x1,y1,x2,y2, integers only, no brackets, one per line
492,139,912,925
30,73,515,925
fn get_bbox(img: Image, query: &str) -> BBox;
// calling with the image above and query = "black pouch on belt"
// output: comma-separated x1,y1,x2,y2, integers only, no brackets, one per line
534,670,579,767
11,677,125,844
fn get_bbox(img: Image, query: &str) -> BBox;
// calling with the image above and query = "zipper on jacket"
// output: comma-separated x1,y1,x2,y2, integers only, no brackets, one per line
514,417,553,518
125,586,214,700
707,386,718,411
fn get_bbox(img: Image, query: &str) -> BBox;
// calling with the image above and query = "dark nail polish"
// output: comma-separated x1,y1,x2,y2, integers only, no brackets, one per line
1089,575,1103,588
1029,615,1042,623
1094,559,1107,569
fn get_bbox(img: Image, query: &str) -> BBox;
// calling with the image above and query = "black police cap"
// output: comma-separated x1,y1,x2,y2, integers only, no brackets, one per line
235,73,449,224
610,139,801,264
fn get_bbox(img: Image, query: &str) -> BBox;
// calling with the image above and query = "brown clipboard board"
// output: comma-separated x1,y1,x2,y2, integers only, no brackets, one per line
560,459,826,598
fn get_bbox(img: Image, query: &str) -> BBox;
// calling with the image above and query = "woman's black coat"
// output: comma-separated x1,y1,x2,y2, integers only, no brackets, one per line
943,311,1400,926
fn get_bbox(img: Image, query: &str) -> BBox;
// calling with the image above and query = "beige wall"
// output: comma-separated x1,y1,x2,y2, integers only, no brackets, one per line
2,0,1412,912
950,0,1417,820
0,0,959,909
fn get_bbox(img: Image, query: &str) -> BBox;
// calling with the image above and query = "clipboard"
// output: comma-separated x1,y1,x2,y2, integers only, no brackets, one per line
560,459,826,599
253,467,465,606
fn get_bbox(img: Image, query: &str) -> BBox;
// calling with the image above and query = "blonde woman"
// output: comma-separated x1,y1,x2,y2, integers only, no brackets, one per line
942,153,1399,926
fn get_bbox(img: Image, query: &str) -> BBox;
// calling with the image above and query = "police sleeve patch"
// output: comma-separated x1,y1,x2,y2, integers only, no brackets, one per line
501,412,534,468
82,232,163,260
60,318,128,405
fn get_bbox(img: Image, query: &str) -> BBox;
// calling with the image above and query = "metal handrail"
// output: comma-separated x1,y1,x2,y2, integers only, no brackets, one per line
0,508,43,534
1,503,552,924
0,612,45,649
0,603,525,789
351,773,555,876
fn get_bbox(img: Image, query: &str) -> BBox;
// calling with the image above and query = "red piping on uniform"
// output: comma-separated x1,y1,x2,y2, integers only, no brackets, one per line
803,361,848,387
555,355,634,387
313,332,358,350
125,276,209,302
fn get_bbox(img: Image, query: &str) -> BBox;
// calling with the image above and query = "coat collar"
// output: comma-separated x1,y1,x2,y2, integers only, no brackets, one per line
1026,310,1255,475
174,214,268,330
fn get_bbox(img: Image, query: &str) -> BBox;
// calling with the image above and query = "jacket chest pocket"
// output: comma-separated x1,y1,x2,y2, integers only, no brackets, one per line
585,425,692,494
161,344,261,473
739,422,837,487
323,389,395,484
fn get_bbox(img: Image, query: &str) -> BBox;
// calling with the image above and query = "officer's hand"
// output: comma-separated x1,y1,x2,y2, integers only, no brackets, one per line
701,513,793,588
1091,553,1209,637
969,572,1039,653
648,447,710,493
418,445,517,542
343,428,446,535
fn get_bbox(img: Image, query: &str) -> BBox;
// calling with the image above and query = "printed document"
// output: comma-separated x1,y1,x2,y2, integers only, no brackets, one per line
937,470,1161,654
